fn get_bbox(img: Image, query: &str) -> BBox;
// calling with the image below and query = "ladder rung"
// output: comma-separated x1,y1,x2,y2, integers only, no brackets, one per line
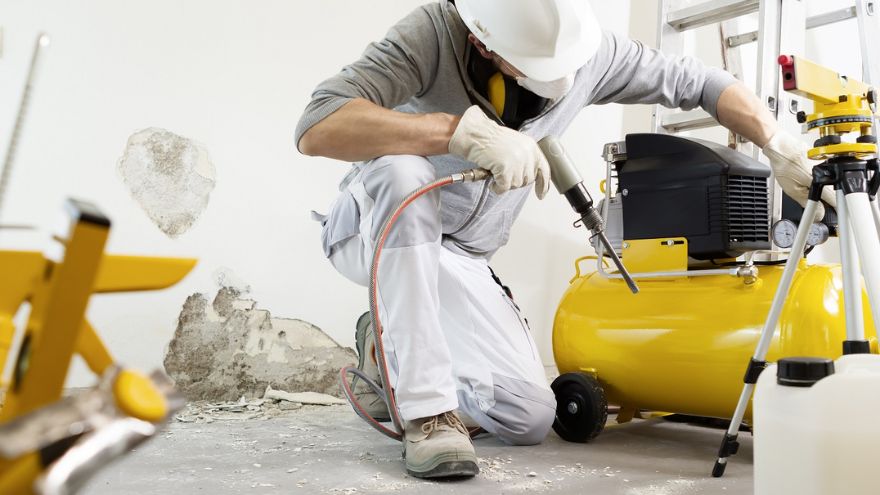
727,32,758,48
806,6,857,30
667,0,759,32
660,110,718,133
727,7,860,48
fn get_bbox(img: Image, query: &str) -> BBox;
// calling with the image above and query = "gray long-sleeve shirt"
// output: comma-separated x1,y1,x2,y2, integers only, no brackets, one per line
296,0,738,260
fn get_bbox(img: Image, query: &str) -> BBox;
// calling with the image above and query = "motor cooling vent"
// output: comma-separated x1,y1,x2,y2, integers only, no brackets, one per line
726,175,770,244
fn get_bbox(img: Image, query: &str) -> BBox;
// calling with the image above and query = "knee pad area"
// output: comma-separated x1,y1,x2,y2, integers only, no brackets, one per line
488,383,556,446
362,156,441,247
364,155,438,203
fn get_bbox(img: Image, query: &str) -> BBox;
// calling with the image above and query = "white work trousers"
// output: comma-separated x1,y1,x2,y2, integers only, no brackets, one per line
322,155,556,445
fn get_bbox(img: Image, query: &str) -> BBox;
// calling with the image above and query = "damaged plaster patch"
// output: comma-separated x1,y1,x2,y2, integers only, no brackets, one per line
117,127,215,238
163,288,356,402
212,266,251,294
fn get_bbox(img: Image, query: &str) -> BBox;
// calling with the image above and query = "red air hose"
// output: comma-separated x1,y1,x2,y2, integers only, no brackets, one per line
340,169,489,441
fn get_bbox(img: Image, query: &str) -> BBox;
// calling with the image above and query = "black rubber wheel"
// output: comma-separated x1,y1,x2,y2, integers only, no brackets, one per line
551,372,608,443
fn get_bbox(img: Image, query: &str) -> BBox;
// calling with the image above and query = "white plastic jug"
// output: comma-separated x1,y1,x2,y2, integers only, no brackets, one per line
754,354,880,495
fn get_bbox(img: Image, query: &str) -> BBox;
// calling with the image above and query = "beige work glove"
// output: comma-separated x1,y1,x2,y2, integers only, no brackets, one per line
449,105,551,199
762,131,837,221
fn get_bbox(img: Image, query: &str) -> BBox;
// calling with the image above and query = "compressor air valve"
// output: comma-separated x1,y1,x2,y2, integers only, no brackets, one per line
538,136,639,294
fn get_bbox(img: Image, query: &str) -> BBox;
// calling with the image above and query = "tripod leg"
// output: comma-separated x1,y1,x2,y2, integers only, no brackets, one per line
712,199,821,477
844,192,880,340
837,189,869,353
869,158,879,237
871,198,880,239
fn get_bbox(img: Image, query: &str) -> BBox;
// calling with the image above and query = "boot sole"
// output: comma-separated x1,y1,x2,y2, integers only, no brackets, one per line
406,452,480,479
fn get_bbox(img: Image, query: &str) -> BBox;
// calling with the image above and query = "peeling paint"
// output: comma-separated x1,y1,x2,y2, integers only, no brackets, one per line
163,288,356,402
117,127,215,238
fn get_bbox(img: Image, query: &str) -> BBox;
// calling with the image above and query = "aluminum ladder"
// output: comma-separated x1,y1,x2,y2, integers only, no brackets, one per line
653,0,879,234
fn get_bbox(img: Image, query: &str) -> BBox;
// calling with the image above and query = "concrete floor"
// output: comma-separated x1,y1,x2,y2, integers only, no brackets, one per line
85,405,753,494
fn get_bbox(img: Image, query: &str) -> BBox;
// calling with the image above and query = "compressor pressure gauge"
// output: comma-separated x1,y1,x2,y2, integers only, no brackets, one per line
772,219,798,248
807,222,830,246
772,219,831,249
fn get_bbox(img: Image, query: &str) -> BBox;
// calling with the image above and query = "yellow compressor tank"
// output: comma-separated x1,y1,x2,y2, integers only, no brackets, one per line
552,258,877,440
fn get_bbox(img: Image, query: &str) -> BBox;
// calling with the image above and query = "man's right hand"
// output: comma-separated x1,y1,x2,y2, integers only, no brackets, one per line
448,106,551,199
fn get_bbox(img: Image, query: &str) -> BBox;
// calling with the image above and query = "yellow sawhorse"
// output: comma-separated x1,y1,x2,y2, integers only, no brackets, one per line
0,199,196,494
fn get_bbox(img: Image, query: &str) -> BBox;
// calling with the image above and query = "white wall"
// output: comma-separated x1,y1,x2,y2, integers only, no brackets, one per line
8,0,857,388
1,0,633,386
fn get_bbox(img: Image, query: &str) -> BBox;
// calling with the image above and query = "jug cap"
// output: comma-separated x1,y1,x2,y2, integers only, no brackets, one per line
777,357,835,387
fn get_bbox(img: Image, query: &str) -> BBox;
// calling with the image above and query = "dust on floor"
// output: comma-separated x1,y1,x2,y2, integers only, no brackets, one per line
85,403,753,495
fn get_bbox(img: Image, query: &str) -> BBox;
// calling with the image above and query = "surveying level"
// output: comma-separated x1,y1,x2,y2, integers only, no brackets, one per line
713,56,880,477
780,55,879,160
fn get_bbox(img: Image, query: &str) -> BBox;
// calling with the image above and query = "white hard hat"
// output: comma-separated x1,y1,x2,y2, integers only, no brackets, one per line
456,0,602,82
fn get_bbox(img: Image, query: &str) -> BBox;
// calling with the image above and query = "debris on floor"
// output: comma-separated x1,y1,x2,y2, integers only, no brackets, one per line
164,287,357,402
174,385,349,423
264,386,347,406
477,456,630,491
89,404,753,494
174,396,303,423
174,398,278,423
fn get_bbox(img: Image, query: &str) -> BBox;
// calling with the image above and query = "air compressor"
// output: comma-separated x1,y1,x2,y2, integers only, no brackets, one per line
547,133,877,443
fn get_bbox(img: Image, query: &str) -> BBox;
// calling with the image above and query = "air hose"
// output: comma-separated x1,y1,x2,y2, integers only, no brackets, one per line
338,137,639,440
339,168,491,441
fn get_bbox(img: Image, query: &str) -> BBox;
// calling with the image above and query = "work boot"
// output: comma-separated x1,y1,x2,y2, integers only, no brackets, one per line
404,411,479,479
353,312,391,422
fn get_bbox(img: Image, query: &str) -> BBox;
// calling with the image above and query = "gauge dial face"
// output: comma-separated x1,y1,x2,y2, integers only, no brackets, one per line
772,220,798,248
807,223,830,247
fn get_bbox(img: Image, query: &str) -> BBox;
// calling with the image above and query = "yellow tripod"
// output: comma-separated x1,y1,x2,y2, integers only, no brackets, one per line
0,199,196,494
714,55,880,477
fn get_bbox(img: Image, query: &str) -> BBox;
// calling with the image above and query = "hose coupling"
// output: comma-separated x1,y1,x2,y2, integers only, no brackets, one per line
454,168,491,183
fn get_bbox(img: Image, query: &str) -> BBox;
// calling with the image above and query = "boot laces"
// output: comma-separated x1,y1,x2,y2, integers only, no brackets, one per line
421,411,469,437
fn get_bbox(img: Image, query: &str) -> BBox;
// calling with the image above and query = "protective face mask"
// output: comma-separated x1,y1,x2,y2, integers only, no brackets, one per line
516,73,576,101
